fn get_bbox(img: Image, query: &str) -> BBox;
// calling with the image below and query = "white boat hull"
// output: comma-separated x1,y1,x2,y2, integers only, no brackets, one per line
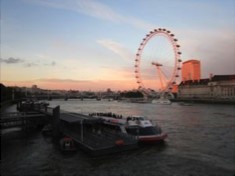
152,99,172,105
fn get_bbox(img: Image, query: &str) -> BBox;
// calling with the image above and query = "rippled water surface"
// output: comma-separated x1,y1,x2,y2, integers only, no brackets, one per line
1,100,235,176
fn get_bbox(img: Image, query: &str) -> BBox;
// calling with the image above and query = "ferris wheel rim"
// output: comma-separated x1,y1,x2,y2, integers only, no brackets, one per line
135,28,182,94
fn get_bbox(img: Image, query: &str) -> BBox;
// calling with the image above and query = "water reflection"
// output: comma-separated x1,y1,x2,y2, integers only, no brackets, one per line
1,100,235,176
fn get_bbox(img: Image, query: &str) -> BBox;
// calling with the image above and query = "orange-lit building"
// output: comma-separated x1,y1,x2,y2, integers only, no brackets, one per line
181,60,201,81
178,75,235,103
171,84,178,93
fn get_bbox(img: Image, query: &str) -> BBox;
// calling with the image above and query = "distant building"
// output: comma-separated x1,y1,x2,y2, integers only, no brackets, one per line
178,75,235,103
182,60,201,81
171,84,178,93
31,84,40,94
32,85,38,89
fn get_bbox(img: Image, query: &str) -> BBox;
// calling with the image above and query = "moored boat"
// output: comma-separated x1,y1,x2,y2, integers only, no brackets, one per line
89,113,167,144
179,102,193,106
152,98,172,105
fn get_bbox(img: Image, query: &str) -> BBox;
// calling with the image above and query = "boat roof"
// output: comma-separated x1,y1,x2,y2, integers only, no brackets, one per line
60,112,103,124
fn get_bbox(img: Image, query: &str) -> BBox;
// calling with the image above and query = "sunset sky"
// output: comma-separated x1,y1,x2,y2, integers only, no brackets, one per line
1,0,235,91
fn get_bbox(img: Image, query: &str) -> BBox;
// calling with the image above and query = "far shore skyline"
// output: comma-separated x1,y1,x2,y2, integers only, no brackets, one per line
1,79,137,91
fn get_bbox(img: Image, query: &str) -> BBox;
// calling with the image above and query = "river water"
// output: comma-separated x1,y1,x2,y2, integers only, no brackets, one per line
1,100,235,176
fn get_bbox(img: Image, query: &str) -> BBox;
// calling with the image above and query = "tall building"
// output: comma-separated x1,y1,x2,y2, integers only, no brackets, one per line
182,60,201,81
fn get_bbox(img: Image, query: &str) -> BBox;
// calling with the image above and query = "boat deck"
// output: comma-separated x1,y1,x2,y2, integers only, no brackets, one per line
59,112,138,155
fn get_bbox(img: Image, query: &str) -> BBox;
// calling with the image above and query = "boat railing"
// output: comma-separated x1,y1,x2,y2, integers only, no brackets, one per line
89,112,124,119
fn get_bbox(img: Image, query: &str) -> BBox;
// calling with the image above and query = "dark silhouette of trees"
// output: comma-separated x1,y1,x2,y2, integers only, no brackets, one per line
120,91,143,98
0,83,25,106
0,83,12,102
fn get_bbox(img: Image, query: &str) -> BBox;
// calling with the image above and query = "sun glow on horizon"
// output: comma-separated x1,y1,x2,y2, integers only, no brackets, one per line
1,79,138,91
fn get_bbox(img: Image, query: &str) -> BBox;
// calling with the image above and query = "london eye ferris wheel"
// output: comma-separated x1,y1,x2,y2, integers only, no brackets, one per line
135,28,182,97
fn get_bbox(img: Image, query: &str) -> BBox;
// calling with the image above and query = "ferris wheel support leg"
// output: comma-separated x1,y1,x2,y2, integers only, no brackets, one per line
157,67,164,91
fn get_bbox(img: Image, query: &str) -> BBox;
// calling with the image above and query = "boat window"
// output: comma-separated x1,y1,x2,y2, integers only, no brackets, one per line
126,127,161,136
137,117,145,120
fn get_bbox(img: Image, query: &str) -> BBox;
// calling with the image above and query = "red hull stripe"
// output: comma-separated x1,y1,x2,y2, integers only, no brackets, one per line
139,133,168,142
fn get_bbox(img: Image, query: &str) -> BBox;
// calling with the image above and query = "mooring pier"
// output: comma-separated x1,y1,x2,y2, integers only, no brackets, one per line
1,101,55,130
59,111,138,155
1,100,138,155
1,112,47,129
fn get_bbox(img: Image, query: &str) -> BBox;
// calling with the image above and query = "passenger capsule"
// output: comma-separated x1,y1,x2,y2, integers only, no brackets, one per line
178,52,182,54
176,45,180,47
170,34,174,37
167,30,171,33
174,39,178,41
178,59,182,62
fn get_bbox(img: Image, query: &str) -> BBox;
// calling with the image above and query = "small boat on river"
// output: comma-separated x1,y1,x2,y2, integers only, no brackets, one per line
179,102,193,106
89,112,167,143
60,136,77,152
152,98,172,105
